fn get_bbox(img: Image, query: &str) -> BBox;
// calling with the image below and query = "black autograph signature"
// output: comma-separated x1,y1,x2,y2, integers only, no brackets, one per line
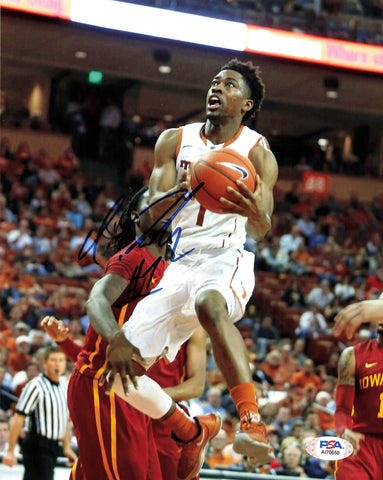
78,184,203,298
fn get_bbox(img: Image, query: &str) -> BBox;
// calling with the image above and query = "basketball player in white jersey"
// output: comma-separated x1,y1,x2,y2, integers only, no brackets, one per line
92,59,278,480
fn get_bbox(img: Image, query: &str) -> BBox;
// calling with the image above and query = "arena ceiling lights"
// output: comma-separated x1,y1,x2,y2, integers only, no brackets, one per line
2,0,383,74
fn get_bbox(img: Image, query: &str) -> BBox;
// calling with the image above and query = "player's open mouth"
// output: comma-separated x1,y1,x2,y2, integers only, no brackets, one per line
208,95,221,110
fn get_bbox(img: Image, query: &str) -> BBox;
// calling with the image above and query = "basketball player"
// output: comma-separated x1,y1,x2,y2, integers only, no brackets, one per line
101,58,278,477
40,186,206,480
41,314,206,480
334,317,383,479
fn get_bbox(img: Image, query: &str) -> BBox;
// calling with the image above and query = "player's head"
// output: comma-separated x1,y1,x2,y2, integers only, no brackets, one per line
104,186,171,256
104,186,149,256
207,58,265,123
378,321,383,336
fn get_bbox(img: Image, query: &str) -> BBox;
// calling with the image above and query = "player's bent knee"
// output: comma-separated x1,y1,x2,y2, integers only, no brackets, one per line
195,289,229,327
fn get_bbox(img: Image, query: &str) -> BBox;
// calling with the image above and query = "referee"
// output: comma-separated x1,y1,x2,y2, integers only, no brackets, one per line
2,346,77,479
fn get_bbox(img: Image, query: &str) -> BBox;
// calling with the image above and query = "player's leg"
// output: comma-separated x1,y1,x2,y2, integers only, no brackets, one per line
193,249,274,466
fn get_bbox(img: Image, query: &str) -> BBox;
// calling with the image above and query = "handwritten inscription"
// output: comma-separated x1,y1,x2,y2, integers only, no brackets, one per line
78,183,204,298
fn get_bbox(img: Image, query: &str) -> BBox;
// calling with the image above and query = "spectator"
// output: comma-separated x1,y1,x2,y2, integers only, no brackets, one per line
279,224,304,255
297,212,316,244
281,279,307,308
6,219,33,251
295,304,331,340
291,338,308,366
31,226,51,255
303,409,321,437
322,352,339,379
253,315,279,357
201,386,228,419
0,364,15,420
306,280,335,311
205,429,234,469
8,335,31,375
365,267,383,299
279,342,300,377
260,350,290,390
38,162,61,187
301,435,329,478
288,419,306,444
308,223,327,249
290,359,322,392
313,390,335,435
334,274,355,302
271,406,292,440
271,442,305,477
12,360,40,398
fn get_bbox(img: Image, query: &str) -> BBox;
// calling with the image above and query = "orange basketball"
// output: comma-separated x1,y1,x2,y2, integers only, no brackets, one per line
190,148,257,213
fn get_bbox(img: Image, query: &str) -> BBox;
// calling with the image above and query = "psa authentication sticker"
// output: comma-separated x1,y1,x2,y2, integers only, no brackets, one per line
305,436,354,460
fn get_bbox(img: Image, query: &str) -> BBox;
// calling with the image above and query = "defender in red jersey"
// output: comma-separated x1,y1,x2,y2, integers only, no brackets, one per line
42,317,206,480
334,318,383,480
66,187,168,480
41,186,207,480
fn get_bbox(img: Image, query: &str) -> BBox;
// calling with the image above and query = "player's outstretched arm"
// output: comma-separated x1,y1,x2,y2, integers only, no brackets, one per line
333,298,383,340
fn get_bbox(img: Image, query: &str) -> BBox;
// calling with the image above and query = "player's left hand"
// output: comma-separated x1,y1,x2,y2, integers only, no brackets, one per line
220,175,271,232
333,299,383,340
219,174,261,213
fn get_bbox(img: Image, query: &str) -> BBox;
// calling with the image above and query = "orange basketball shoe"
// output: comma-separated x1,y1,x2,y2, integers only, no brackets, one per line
233,412,275,466
177,412,222,480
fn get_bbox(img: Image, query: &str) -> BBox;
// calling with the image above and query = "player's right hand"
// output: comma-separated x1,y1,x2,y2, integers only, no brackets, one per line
333,299,383,340
99,330,144,394
41,315,69,343
2,451,18,467
342,428,365,455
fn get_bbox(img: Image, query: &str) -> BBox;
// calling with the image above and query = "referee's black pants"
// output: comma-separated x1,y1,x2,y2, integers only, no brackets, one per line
22,433,60,480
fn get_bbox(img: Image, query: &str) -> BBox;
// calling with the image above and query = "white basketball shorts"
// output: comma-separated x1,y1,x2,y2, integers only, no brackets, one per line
122,247,255,363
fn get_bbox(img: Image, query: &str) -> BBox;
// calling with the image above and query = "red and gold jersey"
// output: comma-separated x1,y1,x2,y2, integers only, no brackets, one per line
75,244,167,378
147,343,187,388
353,339,383,435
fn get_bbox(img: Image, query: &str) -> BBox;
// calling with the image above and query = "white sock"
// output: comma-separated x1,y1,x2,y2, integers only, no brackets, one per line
112,374,173,419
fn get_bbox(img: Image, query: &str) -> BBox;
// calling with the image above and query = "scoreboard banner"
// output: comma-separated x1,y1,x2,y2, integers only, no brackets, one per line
2,0,383,74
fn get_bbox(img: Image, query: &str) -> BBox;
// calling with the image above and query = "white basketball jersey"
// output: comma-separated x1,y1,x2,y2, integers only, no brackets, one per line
173,122,265,253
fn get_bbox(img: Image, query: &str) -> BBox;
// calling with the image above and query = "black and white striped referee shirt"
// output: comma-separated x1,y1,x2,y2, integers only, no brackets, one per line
16,373,69,441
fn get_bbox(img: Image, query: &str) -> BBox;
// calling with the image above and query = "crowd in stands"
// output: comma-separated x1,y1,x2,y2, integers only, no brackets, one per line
1,134,383,478
127,0,383,46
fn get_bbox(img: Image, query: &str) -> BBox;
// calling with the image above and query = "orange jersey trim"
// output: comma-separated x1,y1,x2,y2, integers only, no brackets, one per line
224,125,244,147
200,124,245,148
